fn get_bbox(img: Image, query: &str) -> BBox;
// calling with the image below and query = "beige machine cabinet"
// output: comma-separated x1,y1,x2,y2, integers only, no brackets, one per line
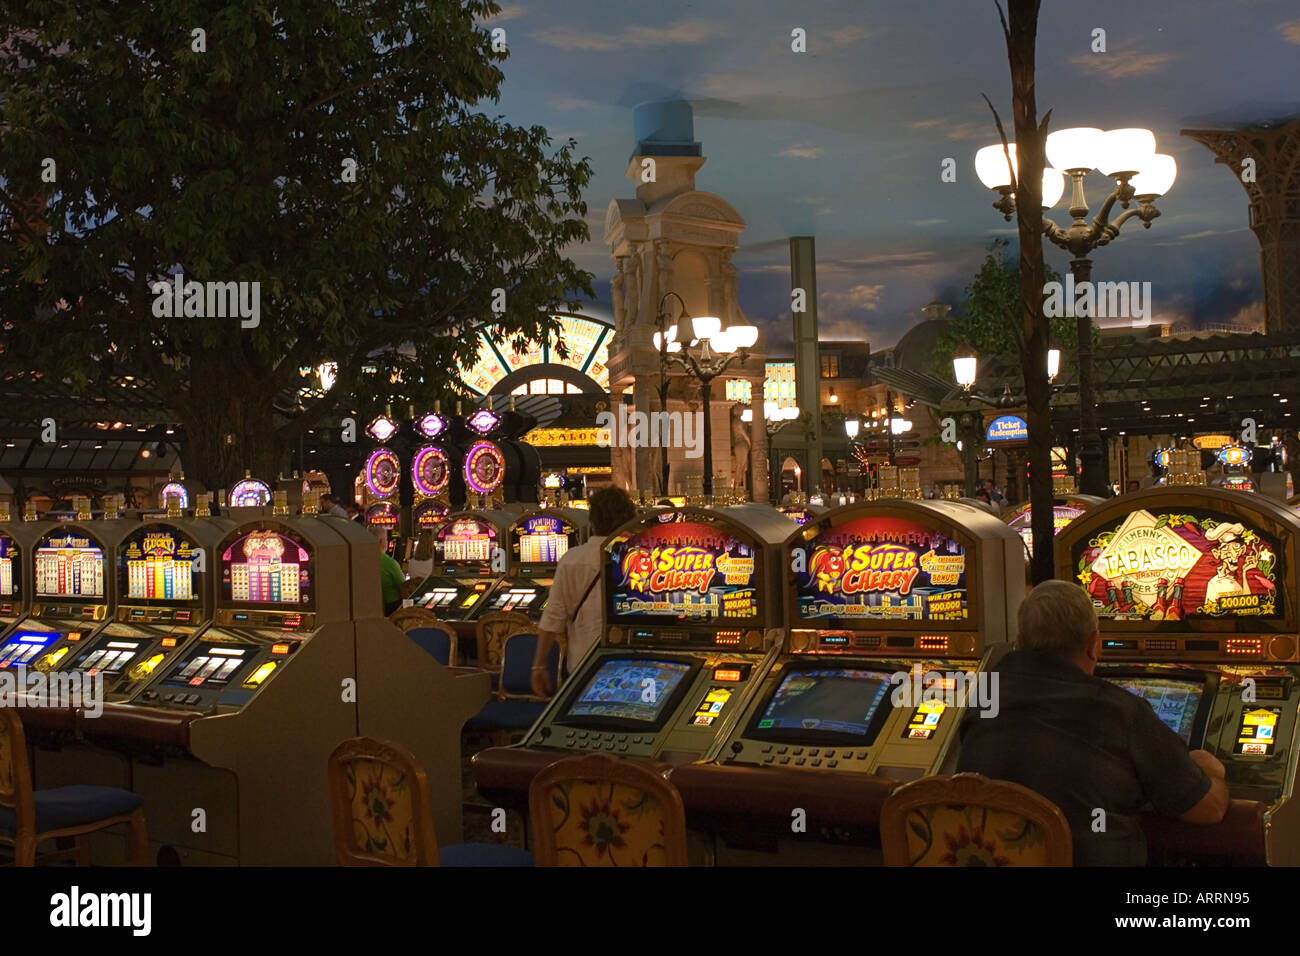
315,514,491,845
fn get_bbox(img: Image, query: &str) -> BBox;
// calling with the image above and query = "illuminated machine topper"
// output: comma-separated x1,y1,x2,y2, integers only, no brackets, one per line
413,499,449,528
1075,508,1280,620
1217,443,1252,467
986,415,1027,443
0,533,19,598
159,481,189,509
796,517,967,622
467,408,501,436
221,530,312,606
120,528,198,601
436,517,496,564
609,521,758,621
229,479,271,507
35,532,105,599
464,441,505,495
364,448,400,499
416,412,446,440
412,445,449,496
1007,502,1087,556
513,514,576,564
365,501,399,527
366,414,399,443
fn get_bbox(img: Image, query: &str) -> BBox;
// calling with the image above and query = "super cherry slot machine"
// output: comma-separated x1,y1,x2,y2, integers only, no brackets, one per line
408,509,519,623
474,505,795,809
0,514,135,677
482,508,588,619
1056,485,1300,865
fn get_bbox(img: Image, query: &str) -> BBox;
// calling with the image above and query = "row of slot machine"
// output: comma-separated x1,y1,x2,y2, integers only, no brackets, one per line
0,500,488,865
476,486,1300,866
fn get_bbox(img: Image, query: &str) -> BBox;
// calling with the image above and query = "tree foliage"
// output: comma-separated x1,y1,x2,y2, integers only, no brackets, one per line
0,0,593,487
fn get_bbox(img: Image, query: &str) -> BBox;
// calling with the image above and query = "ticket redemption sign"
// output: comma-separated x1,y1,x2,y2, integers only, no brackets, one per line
608,520,760,622
794,516,968,623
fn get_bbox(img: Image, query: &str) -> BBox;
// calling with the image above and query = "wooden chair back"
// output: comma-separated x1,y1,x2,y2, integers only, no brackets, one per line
0,708,34,837
327,736,440,867
879,773,1073,867
475,611,533,672
388,606,459,665
529,754,688,867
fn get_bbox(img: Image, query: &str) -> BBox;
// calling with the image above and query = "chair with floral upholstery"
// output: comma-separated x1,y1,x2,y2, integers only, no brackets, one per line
0,706,149,866
529,753,688,867
879,773,1072,867
328,736,532,867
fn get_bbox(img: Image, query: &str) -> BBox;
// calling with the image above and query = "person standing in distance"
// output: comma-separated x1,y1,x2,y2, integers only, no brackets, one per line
531,487,637,697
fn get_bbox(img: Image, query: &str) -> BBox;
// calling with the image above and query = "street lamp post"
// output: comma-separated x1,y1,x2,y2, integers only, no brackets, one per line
976,128,1176,496
654,292,689,497
655,314,759,497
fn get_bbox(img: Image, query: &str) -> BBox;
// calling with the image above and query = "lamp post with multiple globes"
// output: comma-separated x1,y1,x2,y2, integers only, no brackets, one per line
975,127,1176,496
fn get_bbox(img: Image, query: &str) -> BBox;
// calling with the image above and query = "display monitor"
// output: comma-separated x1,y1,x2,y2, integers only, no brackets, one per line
0,532,18,598
488,586,541,613
220,529,313,607
436,517,496,565
512,514,576,565
1074,508,1283,621
118,526,200,605
34,530,105,600
795,517,968,624
0,630,62,669
747,666,895,745
67,636,151,677
162,641,265,690
1106,673,1211,746
557,658,697,730
608,521,761,623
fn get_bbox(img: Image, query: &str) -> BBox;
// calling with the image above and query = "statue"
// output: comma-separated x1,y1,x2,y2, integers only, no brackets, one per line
729,403,752,494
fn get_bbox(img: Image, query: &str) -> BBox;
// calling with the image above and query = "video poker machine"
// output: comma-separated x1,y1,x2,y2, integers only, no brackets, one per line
1056,485,1300,865
669,499,1026,864
0,511,50,639
473,505,798,813
407,508,521,624
479,508,589,619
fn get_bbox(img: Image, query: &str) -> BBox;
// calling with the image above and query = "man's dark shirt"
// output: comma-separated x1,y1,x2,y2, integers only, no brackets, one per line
956,649,1211,866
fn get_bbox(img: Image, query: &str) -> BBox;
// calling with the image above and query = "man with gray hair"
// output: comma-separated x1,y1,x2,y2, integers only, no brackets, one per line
957,579,1229,865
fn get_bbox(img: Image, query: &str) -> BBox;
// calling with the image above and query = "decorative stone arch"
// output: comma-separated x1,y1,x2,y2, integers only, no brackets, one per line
489,364,605,397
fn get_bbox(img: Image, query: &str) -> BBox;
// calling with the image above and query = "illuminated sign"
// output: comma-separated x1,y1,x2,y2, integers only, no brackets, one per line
464,441,505,495
1217,444,1252,467
412,445,449,496
437,518,495,564
0,534,18,598
514,514,575,564
35,533,105,599
986,415,1028,442
1075,508,1280,620
795,517,967,621
159,481,189,509
608,520,759,620
364,448,400,499
413,498,449,528
221,530,312,606
1192,434,1233,451
522,427,609,447
365,501,399,527
229,479,271,507
120,528,198,601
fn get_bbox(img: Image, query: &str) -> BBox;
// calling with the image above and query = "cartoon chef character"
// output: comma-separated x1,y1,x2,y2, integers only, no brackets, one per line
1204,522,1256,604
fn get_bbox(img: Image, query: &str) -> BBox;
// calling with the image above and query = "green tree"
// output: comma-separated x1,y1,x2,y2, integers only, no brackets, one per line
0,0,592,489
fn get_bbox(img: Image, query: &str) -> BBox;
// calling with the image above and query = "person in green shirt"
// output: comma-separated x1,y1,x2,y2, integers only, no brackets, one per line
378,543,406,616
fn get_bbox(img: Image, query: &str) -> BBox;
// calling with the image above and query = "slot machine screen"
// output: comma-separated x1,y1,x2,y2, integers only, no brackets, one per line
68,637,149,676
489,586,540,612
747,667,896,745
513,515,575,565
118,527,199,605
34,531,105,600
0,533,17,598
162,642,263,690
0,630,62,669
420,586,461,610
1074,508,1283,622
1106,674,1211,746
220,529,313,607
558,658,698,730
795,517,968,623
608,521,760,623
436,518,496,565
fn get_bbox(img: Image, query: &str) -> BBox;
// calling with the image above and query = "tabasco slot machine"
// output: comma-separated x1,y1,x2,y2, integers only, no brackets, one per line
473,505,796,812
668,499,1025,864
1056,485,1300,865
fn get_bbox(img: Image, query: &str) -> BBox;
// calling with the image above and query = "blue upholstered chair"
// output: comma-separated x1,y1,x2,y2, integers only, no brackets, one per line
328,736,532,867
0,707,149,866
405,626,456,666
464,632,561,744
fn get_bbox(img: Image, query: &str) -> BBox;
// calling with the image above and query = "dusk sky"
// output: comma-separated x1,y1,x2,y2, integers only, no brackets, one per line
481,0,1299,352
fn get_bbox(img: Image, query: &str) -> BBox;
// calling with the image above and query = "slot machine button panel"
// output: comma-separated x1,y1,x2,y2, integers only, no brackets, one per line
827,760,839,768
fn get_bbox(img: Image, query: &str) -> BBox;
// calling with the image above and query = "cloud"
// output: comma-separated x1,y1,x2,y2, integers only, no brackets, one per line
909,118,992,141
843,251,935,266
1069,51,1174,78
826,25,870,47
779,144,824,159
481,3,527,22
1224,300,1266,331
1281,19,1300,45
535,19,719,51
550,96,599,111
823,283,886,311
1179,230,1220,240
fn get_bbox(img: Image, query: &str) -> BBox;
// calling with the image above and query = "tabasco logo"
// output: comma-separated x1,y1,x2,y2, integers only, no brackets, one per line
1090,510,1202,601
810,543,920,596
621,546,718,594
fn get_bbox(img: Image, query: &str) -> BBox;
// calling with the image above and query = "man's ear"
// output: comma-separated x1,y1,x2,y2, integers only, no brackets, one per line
1087,630,1102,662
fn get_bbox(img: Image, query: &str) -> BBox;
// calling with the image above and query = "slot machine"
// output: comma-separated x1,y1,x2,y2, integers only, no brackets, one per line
479,508,588,619
0,507,49,639
1004,493,1103,560
1055,485,1300,865
81,515,359,865
407,508,522,629
669,499,1025,864
473,505,796,811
